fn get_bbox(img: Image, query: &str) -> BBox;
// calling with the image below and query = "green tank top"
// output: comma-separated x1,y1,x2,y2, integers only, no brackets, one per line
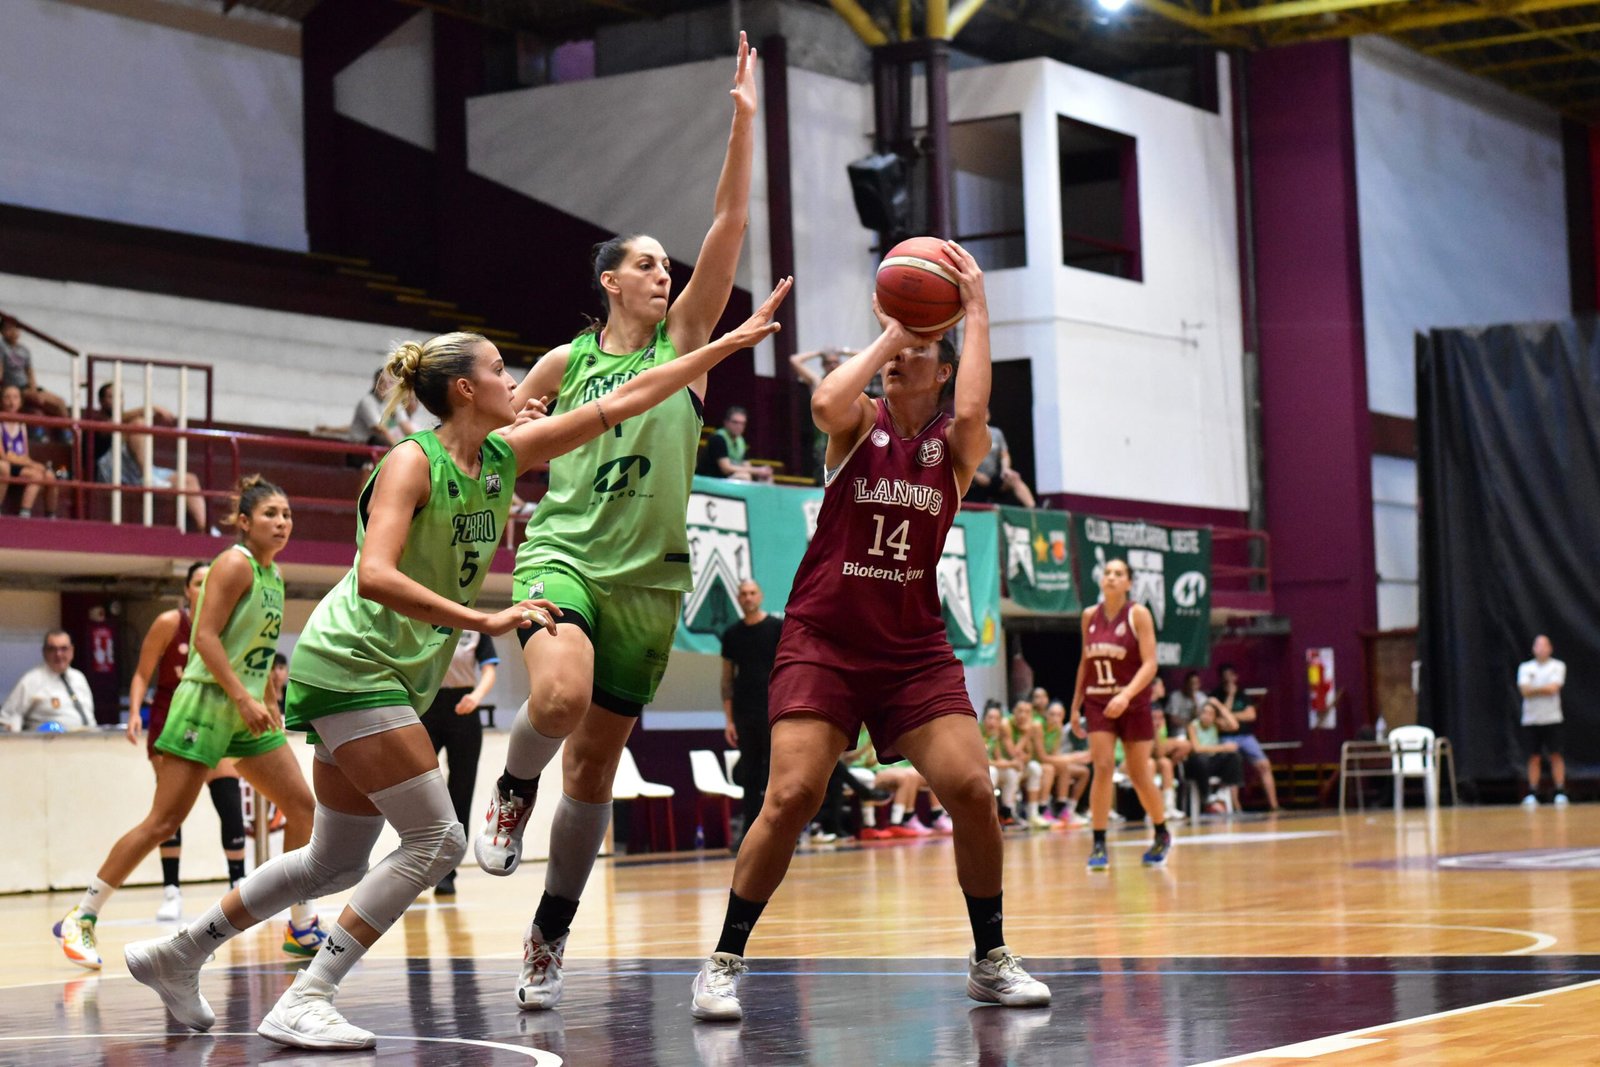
1042,725,1062,754
291,430,517,710
517,322,702,591
181,544,284,699
985,731,1005,759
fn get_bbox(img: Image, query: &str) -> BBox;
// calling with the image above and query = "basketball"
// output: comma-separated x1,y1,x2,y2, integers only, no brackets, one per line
875,236,965,334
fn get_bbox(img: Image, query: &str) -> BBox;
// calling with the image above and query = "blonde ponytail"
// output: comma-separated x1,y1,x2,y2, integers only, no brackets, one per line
381,332,486,423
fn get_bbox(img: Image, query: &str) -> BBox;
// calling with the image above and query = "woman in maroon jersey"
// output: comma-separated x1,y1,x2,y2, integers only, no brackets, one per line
125,561,248,917
1068,557,1166,871
688,241,1050,1021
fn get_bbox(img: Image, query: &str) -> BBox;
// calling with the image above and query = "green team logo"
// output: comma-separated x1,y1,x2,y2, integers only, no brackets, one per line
937,524,978,649
593,455,652,494
579,372,636,404
683,492,751,635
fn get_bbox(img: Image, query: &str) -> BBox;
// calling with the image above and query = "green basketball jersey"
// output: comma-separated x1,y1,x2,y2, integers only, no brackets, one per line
181,543,284,700
517,321,702,592
290,430,516,711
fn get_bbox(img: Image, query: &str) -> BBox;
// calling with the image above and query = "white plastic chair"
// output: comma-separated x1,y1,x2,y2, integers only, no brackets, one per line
1389,724,1438,809
690,749,743,848
614,748,677,851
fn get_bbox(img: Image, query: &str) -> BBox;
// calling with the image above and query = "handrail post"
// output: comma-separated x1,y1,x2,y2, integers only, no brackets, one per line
141,362,154,527
68,357,83,520
110,363,123,525
176,367,190,533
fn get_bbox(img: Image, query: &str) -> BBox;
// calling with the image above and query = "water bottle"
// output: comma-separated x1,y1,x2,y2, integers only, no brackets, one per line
694,822,706,849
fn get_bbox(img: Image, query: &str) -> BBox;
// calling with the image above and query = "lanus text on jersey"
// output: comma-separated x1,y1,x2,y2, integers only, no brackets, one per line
853,476,944,515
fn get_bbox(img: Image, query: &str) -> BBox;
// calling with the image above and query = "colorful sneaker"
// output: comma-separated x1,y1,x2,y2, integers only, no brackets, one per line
1555,792,1570,807
54,908,101,970
125,934,214,1031
476,784,535,876
887,821,931,838
858,826,891,841
1086,842,1109,873
1027,811,1050,831
258,971,375,1050
155,885,183,923
1142,834,1172,867
930,813,954,834
283,916,327,957
690,952,748,1021
967,946,1051,1007
516,922,567,1011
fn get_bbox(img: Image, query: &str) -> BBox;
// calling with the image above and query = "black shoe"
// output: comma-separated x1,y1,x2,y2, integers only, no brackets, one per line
435,872,457,896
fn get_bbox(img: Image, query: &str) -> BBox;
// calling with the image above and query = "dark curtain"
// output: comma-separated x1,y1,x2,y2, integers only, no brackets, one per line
1418,319,1600,783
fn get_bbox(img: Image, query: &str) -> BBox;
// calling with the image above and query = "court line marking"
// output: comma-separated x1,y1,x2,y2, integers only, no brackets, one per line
1187,976,1600,1066
0,1031,562,1063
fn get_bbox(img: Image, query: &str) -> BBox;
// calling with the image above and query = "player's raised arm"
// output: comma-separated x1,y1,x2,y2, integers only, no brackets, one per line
942,241,992,486
811,304,917,443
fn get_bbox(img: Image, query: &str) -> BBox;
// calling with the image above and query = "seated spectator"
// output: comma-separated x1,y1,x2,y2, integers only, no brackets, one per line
982,703,1025,826
347,368,418,452
1210,664,1280,811
697,406,773,482
2,384,60,517
1039,701,1090,825
846,728,938,837
1008,699,1054,828
963,411,1036,507
1185,702,1245,811
0,316,69,432
92,383,211,533
1165,670,1206,736
1115,700,1189,821
1,630,96,731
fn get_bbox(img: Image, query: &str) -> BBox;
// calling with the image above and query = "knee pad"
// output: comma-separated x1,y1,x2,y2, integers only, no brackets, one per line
398,820,468,888
1026,760,1043,790
347,769,462,931
208,777,246,852
239,804,382,916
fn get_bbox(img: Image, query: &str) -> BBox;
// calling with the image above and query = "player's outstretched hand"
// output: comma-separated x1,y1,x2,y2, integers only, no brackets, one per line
511,394,551,428
481,599,564,638
730,31,758,118
722,276,792,351
942,240,986,317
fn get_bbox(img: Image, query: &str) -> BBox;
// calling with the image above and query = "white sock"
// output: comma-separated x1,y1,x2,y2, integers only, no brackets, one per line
505,701,566,781
289,901,316,926
863,807,877,827
545,794,612,901
890,803,906,825
304,921,368,987
77,877,115,917
177,904,240,965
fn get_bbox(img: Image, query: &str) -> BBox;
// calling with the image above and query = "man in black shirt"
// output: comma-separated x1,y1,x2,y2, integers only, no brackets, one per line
721,579,784,849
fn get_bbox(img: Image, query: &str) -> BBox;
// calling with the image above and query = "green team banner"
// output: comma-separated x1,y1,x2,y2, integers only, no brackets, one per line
677,476,1000,665
999,506,1080,614
1073,514,1212,668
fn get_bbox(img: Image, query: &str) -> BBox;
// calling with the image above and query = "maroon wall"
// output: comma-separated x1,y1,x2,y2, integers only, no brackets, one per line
1247,41,1376,760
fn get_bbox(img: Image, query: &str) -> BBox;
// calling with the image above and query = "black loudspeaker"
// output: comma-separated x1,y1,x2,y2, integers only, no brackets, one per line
847,152,911,236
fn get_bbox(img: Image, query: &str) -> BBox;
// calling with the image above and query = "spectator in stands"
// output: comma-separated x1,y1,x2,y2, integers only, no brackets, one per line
1209,664,1279,811
1184,701,1244,810
1151,681,1193,815
791,348,847,479
2,384,59,517
964,411,1036,507
983,703,1024,826
698,406,773,482
0,629,95,731
847,728,936,837
93,382,212,534
347,368,417,451
1166,671,1206,736
264,652,289,718
1039,701,1090,825
721,579,784,851
0,316,70,431
1518,634,1568,807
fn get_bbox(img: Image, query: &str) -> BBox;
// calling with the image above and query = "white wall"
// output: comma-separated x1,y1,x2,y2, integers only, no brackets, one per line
0,0,307,251
1,272,419,431
1352,37,1569,629
334,9,436,152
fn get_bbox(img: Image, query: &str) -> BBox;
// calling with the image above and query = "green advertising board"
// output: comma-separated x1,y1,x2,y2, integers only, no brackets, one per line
999,506,1080,614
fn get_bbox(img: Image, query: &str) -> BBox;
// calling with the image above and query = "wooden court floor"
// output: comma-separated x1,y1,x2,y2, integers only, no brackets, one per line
3,805,1599,1064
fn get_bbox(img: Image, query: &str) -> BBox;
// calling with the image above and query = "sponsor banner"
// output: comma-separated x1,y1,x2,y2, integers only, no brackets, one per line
678,477,1000,665
999,506,1079,614
1073,514,1212,668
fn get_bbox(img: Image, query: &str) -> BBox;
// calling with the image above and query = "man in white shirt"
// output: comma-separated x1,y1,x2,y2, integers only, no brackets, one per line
1517,634,1567,807
0,630,96,731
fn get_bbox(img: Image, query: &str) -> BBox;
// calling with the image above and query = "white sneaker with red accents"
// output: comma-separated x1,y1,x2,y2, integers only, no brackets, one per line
516,921,568,1011
475,785,535,876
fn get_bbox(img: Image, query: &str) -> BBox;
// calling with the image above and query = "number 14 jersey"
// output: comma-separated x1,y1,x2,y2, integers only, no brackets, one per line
784,399,957,661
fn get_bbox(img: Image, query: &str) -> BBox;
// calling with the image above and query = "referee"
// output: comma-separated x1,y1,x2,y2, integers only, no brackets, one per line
721,579,783,851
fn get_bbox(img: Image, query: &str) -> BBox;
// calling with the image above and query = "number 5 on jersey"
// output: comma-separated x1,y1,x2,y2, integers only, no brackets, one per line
867,514,911,562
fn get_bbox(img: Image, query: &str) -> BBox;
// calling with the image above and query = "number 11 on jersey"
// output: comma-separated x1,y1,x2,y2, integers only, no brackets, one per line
1092,659,1117,687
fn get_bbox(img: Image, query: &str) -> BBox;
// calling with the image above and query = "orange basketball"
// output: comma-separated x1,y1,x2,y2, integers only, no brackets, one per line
875,237,964,334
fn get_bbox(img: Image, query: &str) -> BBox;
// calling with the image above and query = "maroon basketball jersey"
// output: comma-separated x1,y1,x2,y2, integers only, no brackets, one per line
784,400,958,660
1083,600,1151,712
150,607,193,717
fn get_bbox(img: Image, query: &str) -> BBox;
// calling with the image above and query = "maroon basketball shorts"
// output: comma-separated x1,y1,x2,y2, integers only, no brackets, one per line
1085,699,1155,743
767,617,975,762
